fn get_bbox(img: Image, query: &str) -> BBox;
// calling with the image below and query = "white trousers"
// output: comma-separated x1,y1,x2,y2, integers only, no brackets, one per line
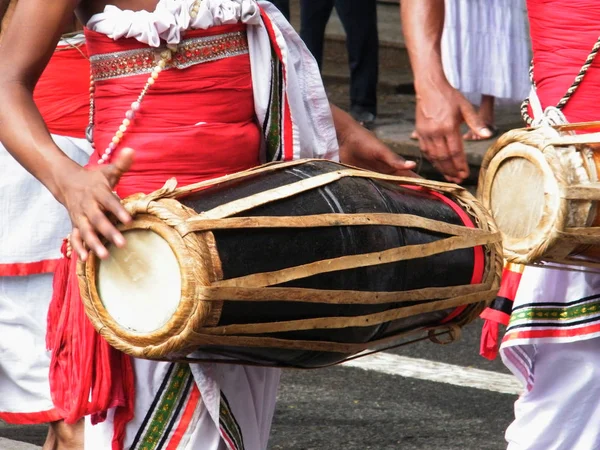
506,339,600,450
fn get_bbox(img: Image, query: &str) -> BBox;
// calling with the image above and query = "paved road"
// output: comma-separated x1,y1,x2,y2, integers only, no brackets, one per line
0,322,517,450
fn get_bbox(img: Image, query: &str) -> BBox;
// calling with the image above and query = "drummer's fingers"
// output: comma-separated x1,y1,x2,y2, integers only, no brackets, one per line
103,147,135,188
77,214,110,260
430,136,462,183
419,136,447,179
444,132,470,182
70,227,88,261
86,203,126,250
98,188,132,225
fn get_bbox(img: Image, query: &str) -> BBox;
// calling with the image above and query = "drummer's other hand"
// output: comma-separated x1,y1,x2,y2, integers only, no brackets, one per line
337,114,418,177
58,148,135,261
415,83,491,184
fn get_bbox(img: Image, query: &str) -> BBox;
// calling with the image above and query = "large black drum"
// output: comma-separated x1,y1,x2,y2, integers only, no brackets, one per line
80,160,502,368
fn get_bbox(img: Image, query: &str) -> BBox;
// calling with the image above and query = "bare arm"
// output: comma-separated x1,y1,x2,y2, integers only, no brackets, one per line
401,0,490,183
0,0,132,260
331,104,417,177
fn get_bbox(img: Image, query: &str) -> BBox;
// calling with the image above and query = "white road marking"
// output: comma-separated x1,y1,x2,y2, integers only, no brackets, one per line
342,352,523,395
0,438,40,450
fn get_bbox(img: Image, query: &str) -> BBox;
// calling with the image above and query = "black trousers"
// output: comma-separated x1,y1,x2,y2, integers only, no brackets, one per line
300,0,378,115
268,0,291,20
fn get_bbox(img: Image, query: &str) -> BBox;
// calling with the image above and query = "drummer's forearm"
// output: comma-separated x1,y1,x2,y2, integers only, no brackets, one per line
401,0,448,93
0,84,81,203
0,0,83,205
330,103,356,145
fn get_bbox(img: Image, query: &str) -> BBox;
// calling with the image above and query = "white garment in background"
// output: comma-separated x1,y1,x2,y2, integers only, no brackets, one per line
441,0,531,105
0,135,92,420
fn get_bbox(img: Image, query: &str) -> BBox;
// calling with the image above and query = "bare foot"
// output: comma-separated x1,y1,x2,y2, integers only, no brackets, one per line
44,419,84,450
410,130,419,140
463,95,497,141
463,124,498,141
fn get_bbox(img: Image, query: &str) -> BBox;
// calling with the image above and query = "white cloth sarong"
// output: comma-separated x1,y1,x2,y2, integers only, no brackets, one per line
0,135,91,422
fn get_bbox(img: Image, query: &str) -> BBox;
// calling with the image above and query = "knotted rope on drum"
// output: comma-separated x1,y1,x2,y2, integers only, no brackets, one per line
521,35,600,126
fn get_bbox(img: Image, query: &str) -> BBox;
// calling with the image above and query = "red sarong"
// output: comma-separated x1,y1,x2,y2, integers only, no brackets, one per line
48,24,262,450
527,0,600,123
86,23,260,197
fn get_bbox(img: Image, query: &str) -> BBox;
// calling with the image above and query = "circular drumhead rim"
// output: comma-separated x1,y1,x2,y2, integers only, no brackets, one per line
97,229,182,334
481,141,562,256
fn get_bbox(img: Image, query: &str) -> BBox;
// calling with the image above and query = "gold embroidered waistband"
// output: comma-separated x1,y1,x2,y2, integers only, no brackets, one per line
90,30,249,81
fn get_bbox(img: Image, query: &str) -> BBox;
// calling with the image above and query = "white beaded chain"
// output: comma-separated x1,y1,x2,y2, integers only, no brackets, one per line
89,0,203,165
90,51,171,165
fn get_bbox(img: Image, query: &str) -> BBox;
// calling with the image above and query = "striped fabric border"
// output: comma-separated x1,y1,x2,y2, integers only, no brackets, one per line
504,294,600,342
219,392,245,450
263,46,284,162
130,364,201,450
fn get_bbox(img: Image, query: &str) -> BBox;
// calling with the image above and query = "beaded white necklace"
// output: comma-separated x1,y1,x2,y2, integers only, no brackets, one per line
89,0,203,165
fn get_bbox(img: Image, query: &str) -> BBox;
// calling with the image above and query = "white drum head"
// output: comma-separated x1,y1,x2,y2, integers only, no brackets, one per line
97,229,182,334
490,157,546,239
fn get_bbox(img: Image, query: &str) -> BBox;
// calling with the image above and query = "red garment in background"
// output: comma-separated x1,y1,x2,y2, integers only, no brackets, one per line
34,42,89,138
527,0,600,123
48,24,261,450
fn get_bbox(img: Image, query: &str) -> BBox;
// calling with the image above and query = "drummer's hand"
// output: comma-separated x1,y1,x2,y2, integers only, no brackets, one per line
58,148,135,261
331,104,418,177
414,81,491,183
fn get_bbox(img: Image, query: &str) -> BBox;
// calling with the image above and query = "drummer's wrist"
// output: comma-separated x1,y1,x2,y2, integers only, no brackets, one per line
44,155,85,205
330,103,357,146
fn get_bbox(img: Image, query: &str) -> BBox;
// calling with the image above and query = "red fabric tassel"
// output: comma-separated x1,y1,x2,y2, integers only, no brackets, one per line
46,240,70,350
480,318,500,360
47,250,134,450
479,263,524,360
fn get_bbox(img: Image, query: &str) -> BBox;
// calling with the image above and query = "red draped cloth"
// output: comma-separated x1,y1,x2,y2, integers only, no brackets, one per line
34,42,89,138
527,0,600,122
86,23,260,197
48,24,261,450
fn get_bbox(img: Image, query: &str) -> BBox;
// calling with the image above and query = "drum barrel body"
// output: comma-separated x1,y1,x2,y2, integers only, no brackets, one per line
84,160,499,368
176,161,479,366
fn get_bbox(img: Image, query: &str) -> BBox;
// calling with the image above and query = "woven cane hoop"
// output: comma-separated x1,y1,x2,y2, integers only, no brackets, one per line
80,160,502,362
478,127,599,265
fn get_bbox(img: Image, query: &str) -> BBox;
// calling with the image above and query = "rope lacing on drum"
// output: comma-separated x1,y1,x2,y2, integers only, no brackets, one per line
521,34,600,126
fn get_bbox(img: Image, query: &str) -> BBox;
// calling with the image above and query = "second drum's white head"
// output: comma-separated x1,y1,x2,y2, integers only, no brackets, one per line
97,229,182,334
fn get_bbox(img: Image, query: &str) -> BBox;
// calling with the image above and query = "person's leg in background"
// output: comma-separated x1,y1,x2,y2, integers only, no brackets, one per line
299,0,335,69
268,0,290,21
335,0,379,128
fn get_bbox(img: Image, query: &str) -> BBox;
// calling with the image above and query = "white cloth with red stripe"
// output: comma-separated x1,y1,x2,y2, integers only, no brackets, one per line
0,135,90,271
83,2,337,449
0,135,91,422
